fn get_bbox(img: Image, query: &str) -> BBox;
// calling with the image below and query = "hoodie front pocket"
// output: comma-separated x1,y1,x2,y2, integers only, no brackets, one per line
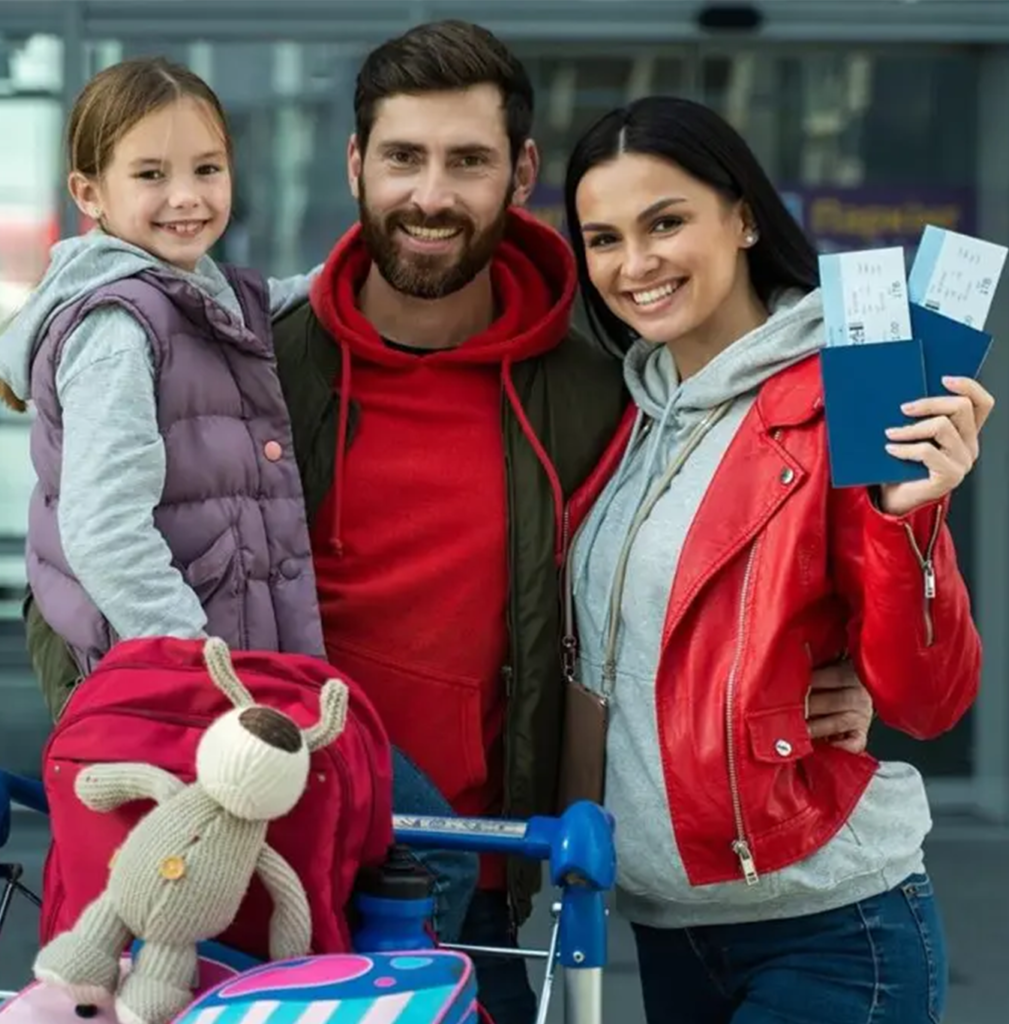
325,638,487,807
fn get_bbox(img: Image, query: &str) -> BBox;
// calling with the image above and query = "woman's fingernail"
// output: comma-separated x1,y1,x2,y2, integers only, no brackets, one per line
900,402,916,413
885,443,899,453
885,427,900,438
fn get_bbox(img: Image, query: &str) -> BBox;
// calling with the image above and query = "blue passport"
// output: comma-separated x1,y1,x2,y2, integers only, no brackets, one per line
820,340,929,488
911,303,993,397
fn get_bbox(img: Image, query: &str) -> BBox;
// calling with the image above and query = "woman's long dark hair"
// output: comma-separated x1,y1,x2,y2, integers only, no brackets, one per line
564,96,819,355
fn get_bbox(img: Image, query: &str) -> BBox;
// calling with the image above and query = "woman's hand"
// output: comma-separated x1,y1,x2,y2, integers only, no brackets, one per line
806,661,873,754
880,376,994,517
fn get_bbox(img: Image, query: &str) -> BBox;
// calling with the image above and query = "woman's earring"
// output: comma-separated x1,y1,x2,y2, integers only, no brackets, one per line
744,229,759,246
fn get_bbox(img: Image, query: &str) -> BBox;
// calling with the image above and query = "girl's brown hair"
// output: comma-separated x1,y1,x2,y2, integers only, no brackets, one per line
68,56,232,178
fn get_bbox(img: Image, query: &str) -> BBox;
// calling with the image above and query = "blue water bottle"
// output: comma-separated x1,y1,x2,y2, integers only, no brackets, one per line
353,844,436,952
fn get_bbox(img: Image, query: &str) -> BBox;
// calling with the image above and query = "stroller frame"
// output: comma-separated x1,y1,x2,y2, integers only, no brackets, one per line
0,768,614,1024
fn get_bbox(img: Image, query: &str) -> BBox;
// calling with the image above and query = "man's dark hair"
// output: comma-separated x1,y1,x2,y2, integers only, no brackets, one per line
354,20,535,163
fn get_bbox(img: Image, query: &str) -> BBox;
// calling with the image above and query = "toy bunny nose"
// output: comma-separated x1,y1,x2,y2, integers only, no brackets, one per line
237,706,303,753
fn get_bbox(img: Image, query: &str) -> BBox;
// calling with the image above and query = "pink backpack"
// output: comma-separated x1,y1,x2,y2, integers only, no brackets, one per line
38,637,393,960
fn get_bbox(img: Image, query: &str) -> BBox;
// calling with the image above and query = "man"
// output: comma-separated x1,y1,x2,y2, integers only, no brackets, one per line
261,20,873,1021
26,20,873,1024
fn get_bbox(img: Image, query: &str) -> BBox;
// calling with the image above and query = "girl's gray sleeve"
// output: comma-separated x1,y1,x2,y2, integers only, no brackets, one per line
55,307,208,640
267,264,324,320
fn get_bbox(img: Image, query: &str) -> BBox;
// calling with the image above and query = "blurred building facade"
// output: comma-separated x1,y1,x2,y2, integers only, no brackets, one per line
1,0,1007,820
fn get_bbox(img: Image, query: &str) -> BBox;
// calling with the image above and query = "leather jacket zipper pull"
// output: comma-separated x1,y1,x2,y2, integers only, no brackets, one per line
732,839,760,885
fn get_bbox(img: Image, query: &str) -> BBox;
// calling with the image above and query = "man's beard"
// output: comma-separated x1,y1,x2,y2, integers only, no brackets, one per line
358,181,511,300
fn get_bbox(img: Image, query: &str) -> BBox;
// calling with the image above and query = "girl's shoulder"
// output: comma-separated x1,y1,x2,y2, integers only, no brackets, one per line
56,302,155,393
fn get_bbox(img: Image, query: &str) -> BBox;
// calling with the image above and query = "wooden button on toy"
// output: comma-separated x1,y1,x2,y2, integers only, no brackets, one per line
159,855,186,880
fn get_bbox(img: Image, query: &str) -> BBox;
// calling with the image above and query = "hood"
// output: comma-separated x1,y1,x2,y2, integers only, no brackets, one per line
307,207,576,561
309,207,576,368
623,288,824,422
0,230,233,404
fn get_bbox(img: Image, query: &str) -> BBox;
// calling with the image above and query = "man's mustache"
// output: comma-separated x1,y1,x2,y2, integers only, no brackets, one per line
390,211,472,233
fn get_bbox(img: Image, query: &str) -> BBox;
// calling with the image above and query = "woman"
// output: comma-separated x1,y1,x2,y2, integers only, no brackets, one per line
563,96,990,1023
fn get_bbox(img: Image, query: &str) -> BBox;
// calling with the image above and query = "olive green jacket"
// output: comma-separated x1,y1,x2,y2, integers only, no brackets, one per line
25,300,627,922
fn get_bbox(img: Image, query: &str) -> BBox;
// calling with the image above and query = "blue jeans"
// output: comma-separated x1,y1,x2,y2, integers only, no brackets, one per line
632,874,947,1023
391,747,478,944
458,890,538,1024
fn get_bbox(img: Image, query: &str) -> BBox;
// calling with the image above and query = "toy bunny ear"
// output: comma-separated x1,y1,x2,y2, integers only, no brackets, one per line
304,678,349,752
203,637,254,708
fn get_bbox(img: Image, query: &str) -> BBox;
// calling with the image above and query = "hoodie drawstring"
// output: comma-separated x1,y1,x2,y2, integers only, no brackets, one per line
501,358,565,565
573,387,675,602
572,407,645,599
331,341,353,555
576,399,734,685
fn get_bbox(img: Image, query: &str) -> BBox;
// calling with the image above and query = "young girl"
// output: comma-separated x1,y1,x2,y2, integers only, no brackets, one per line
0,57,324,674
0,57,476,942
563,96,991,1023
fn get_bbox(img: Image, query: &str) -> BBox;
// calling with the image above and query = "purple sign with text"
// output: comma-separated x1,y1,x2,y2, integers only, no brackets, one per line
778,186,975,258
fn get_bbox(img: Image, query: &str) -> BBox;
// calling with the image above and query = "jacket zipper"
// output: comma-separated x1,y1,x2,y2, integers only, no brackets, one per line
560,505,578,682
561,505,571,568
501,391,519,929
719,419,931,883
723,425,793,884
725,540,760,885
901,504,944,647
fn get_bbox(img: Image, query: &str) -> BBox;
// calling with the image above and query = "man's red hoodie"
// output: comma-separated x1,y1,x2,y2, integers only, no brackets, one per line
308,209,576,887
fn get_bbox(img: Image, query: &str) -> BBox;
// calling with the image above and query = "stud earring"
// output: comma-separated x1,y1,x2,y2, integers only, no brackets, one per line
745,230,759,246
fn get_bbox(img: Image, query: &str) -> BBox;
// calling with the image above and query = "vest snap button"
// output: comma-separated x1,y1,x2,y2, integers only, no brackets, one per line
263,440,283,462
774,739,793,757
780,467,795,485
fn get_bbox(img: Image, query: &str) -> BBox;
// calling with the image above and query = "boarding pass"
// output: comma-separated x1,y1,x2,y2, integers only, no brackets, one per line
908,225,1008,330
820,247,912,348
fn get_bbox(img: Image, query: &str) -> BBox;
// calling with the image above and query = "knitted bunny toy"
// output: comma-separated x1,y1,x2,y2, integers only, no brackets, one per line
33,637,349,1024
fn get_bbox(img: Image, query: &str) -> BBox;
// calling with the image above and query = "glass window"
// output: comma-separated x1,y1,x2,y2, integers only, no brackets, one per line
520,50,693,195
0,34,63,323
517,46,978,243
69,40,977,271
696,48,979,257
0,33,62,618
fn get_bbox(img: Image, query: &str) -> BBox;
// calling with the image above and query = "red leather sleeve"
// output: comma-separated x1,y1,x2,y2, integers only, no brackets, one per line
830,488,981,739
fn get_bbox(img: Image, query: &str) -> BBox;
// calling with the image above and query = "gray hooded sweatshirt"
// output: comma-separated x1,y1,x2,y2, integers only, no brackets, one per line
571,289,930,929
0,230,317,642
